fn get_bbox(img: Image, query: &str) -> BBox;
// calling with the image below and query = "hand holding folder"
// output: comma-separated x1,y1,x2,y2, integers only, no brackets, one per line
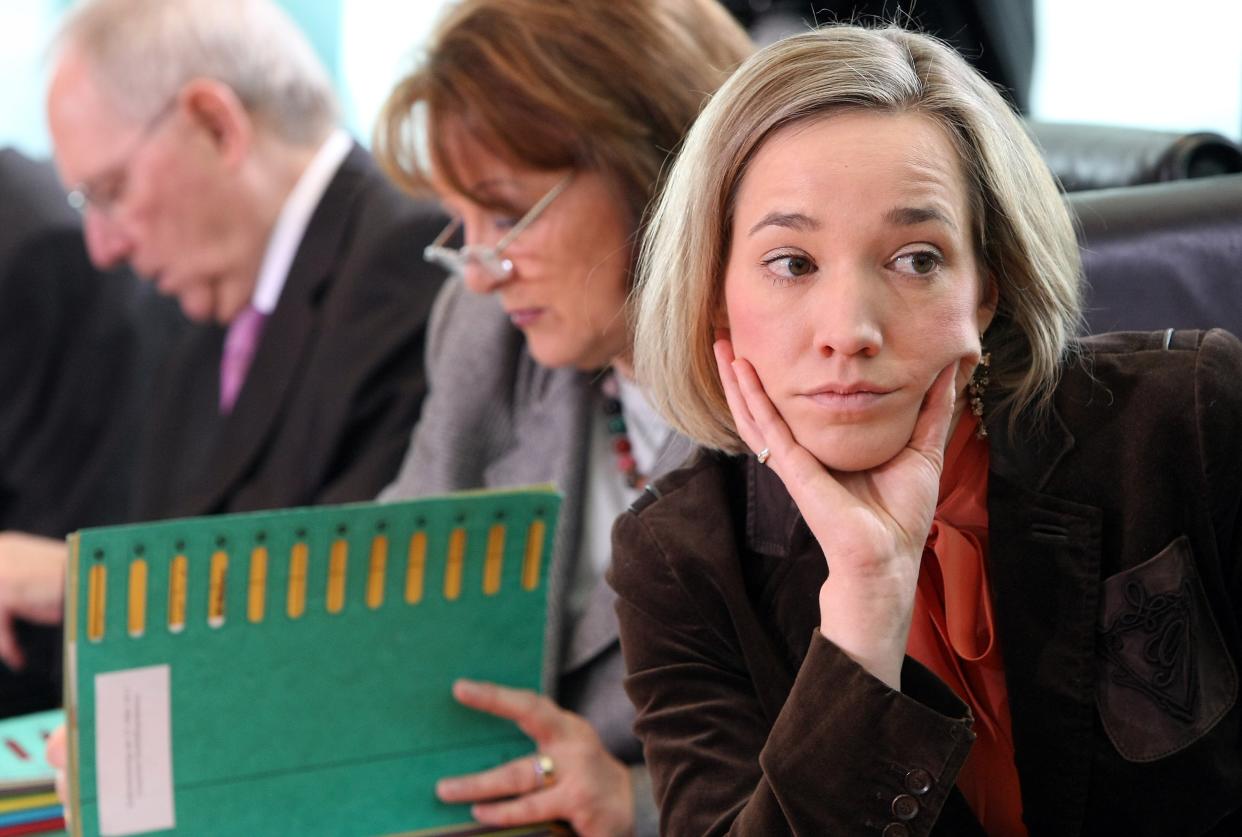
61,487,563,837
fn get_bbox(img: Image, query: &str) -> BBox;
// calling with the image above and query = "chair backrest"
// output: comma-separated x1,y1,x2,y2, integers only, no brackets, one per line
1032,121,1242,193
1067,173,1242,337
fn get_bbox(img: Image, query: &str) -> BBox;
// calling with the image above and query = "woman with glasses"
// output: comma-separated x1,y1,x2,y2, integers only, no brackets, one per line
372,1,752,834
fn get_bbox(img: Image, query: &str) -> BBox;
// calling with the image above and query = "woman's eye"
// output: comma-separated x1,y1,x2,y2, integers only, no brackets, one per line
890,249,943,276
493,215,519,231
762,252,816,281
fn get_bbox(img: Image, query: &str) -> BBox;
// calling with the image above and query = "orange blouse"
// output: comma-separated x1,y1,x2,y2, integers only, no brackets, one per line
906,414,1027,836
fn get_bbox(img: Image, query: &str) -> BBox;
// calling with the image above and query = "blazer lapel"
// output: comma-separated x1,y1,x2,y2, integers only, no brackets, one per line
986,407,1104,837
561,412,702,675
562,579,620,673
183,146,368,514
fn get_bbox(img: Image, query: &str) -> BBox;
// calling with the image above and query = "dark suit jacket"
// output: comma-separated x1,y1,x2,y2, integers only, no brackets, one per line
612,330,1242,836
0,148,182,538
131,144,446,520
0,149,183,716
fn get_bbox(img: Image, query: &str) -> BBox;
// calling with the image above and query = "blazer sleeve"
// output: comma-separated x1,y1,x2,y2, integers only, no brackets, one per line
379,278,520,500
1195,329,1242,600
0,231,175,535
611,506,976,836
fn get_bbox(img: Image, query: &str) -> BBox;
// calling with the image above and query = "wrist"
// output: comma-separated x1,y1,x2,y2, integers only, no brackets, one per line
818,573,917,690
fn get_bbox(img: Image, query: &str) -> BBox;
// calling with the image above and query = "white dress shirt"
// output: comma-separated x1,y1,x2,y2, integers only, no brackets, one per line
250,128,354,314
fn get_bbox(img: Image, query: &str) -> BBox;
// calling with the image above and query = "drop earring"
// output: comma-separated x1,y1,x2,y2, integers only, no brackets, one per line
968,352,991,438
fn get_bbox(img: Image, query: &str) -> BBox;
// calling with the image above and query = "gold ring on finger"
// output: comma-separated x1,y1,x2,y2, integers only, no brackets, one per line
532,752,557,789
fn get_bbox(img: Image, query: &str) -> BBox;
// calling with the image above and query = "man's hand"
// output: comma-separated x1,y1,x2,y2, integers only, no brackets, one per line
0,532,67,670
46,724,68,807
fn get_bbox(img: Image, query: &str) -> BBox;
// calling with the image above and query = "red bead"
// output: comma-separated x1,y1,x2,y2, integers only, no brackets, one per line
616,453,636,473
613,437,632,454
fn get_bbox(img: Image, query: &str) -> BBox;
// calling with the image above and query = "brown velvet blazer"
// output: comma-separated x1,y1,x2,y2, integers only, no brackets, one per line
610,329,1242,836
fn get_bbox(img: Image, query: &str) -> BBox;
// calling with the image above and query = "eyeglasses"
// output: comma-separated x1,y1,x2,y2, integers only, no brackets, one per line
423,173,573,282
66,99,178,216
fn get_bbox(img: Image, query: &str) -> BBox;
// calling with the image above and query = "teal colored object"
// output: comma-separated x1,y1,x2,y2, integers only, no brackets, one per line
65,488,559,837
0,707,62,787
276,1,343,79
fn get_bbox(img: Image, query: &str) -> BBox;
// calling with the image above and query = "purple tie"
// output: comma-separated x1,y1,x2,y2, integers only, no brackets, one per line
219,305,267,414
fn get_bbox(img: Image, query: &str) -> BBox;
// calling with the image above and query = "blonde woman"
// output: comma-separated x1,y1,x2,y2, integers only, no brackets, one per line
614,25,1242,836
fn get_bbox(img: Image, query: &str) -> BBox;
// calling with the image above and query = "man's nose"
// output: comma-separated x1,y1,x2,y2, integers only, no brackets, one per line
82,208,134,270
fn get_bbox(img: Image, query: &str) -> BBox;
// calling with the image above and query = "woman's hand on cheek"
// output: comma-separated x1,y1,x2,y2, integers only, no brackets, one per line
715,338,957,689
435,679,633,837
715,336,864,537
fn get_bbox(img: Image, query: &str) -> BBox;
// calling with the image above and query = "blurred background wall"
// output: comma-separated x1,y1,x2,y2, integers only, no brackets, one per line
2,0,1239,160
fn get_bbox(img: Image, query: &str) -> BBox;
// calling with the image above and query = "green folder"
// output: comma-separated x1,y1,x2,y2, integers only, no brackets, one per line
64,488,561,837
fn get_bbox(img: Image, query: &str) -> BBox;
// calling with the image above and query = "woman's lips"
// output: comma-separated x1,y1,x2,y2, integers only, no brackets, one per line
507,308,545,328
802,387,893,415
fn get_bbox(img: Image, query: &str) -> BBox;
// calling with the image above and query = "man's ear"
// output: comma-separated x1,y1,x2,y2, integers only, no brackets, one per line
180,78,252,168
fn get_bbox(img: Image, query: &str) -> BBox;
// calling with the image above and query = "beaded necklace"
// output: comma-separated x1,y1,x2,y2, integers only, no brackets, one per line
600,371,647,490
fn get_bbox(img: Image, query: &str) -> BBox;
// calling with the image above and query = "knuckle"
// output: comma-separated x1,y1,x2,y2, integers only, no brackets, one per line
495,796,537,824
561,711,590,737
507,760,534,792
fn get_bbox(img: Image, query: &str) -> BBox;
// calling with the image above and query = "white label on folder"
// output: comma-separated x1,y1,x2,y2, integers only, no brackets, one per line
95,665,176,835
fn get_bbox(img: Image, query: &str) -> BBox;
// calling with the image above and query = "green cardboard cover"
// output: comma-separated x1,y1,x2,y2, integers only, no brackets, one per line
64,488,560,837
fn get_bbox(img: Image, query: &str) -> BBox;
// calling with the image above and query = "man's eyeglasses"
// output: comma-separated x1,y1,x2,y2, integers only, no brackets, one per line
424,173,573,282
67,99,178,216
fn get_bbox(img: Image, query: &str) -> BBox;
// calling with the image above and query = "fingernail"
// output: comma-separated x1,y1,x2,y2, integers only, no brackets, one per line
453,678,480,699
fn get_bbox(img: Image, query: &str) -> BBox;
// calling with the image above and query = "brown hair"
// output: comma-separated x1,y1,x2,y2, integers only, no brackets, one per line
375,0,752,229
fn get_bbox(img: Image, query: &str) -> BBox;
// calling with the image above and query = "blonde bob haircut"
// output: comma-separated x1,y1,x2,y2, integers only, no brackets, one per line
375,0,752,236
635,25,1084,452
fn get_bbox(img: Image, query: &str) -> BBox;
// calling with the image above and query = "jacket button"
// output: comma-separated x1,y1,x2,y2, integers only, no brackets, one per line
891,793,920,820
905,768,933,795
882,824,910,837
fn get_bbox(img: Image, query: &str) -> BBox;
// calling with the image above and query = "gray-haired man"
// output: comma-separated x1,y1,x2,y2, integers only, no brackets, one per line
0,0,446,708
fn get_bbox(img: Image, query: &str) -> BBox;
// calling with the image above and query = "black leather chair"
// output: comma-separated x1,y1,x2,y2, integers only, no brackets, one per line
1067,173,1242,337
1033,122,1242,193
724,0,1036,111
